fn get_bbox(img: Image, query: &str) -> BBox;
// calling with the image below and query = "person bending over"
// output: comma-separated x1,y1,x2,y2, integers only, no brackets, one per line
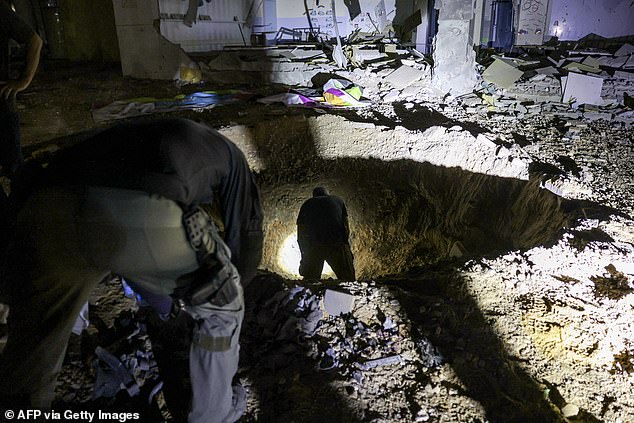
0,118,263,423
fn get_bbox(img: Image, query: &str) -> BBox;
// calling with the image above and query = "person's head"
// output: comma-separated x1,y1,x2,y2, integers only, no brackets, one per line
312,186,329,197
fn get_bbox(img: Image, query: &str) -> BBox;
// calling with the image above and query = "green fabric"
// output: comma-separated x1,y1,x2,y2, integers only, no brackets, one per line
193,333,232,352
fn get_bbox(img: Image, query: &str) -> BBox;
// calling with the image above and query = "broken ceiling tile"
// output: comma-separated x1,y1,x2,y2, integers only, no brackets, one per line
401,85,424,99
535,66,558,76
384,65,427,90
494,55,538,67
459,94,482,107
400,59,418,67
547,54,566,67
615,44,634,57
352,47,388,63
279,48,326,61
384,44,398,54
563,62,602,74
323,289,356,316
482,59,524,89
582,56,601,69
569,48,611,56
596,55,629,68
530,73,548,82
383,90,401,103
562,72,604,106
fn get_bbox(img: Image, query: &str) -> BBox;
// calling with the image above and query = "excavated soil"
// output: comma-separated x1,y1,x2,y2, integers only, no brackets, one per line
2,61,633,423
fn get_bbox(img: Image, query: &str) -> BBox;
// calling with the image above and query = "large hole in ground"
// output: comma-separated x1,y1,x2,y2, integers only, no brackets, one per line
261,160,575,278
223,115,596,279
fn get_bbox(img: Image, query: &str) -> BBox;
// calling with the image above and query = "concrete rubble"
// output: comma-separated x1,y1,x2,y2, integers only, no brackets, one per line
205,36,632,136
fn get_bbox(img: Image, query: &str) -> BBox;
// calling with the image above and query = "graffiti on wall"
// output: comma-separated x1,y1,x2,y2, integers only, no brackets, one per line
515,0,549,45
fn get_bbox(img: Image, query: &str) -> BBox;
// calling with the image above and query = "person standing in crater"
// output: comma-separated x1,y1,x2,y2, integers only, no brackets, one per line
297,186,355,281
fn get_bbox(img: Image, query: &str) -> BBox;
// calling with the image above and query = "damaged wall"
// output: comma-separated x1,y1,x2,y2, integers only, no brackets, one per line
274,0,398,38
548,0,634,41
112,0,199,80
157,0,252,51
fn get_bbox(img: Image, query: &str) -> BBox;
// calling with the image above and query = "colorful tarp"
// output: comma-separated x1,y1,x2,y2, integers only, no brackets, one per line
257,79,371,108
92,90,252,123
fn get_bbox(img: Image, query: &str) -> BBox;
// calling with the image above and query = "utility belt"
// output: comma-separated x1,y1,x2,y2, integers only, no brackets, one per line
171,206,240,309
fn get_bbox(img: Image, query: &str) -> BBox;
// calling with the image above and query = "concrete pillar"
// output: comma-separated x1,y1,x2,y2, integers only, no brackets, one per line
431,0,478,96
472,0,486,48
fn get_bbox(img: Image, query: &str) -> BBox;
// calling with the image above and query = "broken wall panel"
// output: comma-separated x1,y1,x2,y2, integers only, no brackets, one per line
515,0,549,46
112,0,198,80
562,72,604,106
158,0,251,51
275,0,397,39
482,58,524,88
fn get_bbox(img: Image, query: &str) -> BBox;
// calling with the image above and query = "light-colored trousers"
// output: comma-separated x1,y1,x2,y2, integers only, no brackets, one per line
0,186,244,423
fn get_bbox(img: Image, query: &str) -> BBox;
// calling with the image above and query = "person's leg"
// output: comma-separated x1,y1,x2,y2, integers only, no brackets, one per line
326,244,356,281
187,278,245,423
0,188,109,407
299,248,325,279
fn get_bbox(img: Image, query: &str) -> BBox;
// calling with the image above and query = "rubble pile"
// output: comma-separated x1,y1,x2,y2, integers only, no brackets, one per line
471,44,634,125
238,277,495,423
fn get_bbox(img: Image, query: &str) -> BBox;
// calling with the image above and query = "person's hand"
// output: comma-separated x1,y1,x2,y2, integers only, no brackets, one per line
0,79,29,100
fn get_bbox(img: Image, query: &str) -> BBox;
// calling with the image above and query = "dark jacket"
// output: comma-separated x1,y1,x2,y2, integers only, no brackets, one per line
33,118,263,284
297,194,350,250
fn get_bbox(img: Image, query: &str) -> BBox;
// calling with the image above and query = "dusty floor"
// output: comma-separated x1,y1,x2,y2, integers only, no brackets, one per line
4,59,634,422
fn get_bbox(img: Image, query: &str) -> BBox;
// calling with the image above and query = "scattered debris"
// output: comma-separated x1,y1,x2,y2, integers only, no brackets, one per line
323,289,355,316
590,264,633,300
482,58,525,89
562,72,604,106
258,79,371,108
384,65,428,89
611,349,634,374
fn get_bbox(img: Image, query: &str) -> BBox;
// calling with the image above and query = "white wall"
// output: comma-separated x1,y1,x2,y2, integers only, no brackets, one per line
158,0,252,51
274,0,397,39
548,0,634,41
